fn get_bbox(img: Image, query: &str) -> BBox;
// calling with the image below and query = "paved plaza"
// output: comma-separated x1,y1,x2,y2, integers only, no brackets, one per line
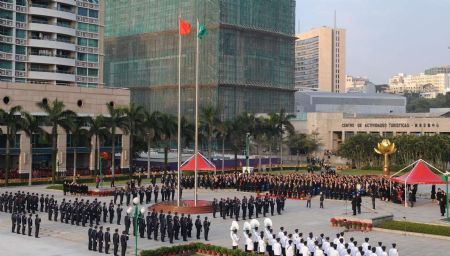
0,184,449,256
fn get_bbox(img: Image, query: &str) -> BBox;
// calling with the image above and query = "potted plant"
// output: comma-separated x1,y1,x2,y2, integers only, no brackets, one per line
362,222,368,232
330,218,337,227
354,221,362,231
367,223,373,231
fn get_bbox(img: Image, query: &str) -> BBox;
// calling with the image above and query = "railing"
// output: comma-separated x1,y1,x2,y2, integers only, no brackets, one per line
0,68,13,76
31,3,75,13
0,17,13,27
15,70,26,77
31,19,50,25
57,22,75,29
0,1,13,10
0,34,13,43
76,15,98,24
29,68,75,75
16,22,27,29
76,31,99,39
30,35,75,44
15,5,27,12
15,38,26,45
0,51,13,60
15,54,26,61
77,1,99,10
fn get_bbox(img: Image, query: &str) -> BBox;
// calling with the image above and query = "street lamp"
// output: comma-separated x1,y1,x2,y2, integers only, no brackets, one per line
127,197,146,256
245,133,251,170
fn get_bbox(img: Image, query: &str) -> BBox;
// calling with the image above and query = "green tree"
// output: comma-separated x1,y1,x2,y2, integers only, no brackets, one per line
20,112,46,186
200,106,220,159
142,111,163,177
216,120,231,174
103,104,128,178
0,105,23,186
86,115,109,176
158,113,177,168
124,103,145,172
288,131,320,169
68,118,90,183
37,100,76,184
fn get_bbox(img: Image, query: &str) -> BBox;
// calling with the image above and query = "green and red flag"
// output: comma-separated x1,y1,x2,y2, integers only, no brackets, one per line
197,23,208,39
179,17,191,36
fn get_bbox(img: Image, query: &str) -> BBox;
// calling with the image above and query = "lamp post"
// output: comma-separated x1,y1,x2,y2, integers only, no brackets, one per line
127,197,146,256
245,133,250,171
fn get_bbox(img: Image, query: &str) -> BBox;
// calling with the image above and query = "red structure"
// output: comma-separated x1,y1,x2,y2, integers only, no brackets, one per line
180,153,216,172
149,200,213,214
391,160,447,184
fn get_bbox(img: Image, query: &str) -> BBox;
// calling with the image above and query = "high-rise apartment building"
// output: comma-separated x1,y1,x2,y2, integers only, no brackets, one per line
104,0,296,119
295,27,346,92
0,0,103,87
387,72,450,99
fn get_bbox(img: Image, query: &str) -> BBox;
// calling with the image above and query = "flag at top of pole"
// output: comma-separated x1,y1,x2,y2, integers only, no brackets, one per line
179,17,191,36
197,23,208,39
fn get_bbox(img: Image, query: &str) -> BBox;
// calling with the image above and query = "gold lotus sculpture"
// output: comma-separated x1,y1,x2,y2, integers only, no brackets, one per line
374,139,397,176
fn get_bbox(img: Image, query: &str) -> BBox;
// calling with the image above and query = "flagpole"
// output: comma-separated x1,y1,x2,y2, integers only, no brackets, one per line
177,16,182,207
194,19,199,207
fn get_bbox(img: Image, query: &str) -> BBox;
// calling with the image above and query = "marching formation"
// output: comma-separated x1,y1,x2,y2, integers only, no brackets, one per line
230,218,400,256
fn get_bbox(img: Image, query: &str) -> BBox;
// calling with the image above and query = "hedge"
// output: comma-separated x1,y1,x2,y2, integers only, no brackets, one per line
375,220,450,237
140,242,255,256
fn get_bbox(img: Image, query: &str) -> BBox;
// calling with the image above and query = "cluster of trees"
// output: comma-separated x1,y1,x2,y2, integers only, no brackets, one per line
1,102,320,186
406,92,450,113
337,133,450,170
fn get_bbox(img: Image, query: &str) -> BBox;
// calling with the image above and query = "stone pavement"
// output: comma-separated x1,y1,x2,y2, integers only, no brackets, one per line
1,184,449,256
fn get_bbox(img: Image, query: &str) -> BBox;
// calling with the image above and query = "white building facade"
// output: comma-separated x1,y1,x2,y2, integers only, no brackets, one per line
387,72,450,98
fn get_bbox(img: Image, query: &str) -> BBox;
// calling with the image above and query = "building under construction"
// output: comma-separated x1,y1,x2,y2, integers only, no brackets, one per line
104,0,296,119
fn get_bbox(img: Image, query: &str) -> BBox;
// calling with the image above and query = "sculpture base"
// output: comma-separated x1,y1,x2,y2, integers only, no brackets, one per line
149,200,213,214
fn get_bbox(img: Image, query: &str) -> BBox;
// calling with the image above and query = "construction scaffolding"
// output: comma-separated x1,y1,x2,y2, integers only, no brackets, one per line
104,0,296,119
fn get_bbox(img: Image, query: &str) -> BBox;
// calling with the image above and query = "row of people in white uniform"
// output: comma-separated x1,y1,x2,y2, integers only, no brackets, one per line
231,228,399,256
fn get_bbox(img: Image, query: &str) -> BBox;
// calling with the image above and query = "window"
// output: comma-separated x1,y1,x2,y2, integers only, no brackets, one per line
16,29,26,39
0,60,12,69
16,13,26,22
89,24,98,32
88,39,98,47
88,9,98,18
0,10,13,20
15,62,25,71
78,7,88,16
0,43,12,53
77,22,89,31
87,68,98,77
77,52,87,61
87,54,98,62
77,67,87,76
15,46,26,55
16,0,27,6
77,37,88,46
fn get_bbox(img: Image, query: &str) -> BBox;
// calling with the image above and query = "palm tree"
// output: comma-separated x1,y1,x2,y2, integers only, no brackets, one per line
142,111,162,178
103,104,128,178
200,106,220,159
68,118,89,183
288,131,320,170
0,105,23,186
253,116,268,171
124,103,145,173
37,99,76,184
20,112,46,186
181,116,194,149
269,109,295,171
158,113,177,168
216,120,231,174
228,112,254,171
86,115,109,176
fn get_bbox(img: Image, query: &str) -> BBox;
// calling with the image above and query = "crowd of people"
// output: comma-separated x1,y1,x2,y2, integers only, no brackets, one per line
230,220,399,256
212,195,287,220
63,181,89,195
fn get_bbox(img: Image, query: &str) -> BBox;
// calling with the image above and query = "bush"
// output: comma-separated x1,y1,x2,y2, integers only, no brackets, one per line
140,243,254,256
376,220,450,237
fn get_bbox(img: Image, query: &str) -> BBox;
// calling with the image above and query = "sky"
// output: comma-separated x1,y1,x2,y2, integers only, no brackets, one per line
296,0,450,84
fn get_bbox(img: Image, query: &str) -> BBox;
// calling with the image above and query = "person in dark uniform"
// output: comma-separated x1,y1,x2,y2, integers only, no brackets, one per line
11,212,16,233
212,198,218,218
180,213,187,241
120,231,128,256
351,196,357,216
371,191,377,210
187,214,193,238
203,217,210,241
195,215,202,239
116,205,122,225
160,214,166,242
173,212,180,240
153,217,159,241
146,212,153,239
88,225,93,251
35,214,41,238
139,214,146,238
103,203,108,223
124,214,131,234
53,201,59,221
167,212,174,244
27,213,33,236
439,196,446,216
109,204,115,224
320,192,325,208
242,197,248,220
356,194,362,214
113,229,120,256
105,227,111,254
21,213,27,235
16,212,22,234
92,226,98,251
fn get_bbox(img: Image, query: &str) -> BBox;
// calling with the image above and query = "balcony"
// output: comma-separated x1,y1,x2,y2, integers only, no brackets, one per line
29,23,76,36
0,34,13,43
29,6,76,21
76,45,99,54
77,1,99,10
15,54,27,61
15,70,26,77
28,70,75,82
16,21,27,29
0,1,13,11
28,54,76,66
76,31,98,39
15,38,26,45
15,5,27,13
0,51,13,60
0,68,12,76
76,15,98,24
76,60,99,68
0,18,13,27
28,38,76,51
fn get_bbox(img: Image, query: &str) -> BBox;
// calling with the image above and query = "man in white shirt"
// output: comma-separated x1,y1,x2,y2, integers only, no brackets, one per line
315,244,325,256
286,240,295,256
362,238,370,253
388,243,399,256
300,241,310,256
258,234,266,255
280,231,288,256
370,247,378,256
243,230,249,251
306,233,316,253
273,238,282,256
267,234,276,256
277,227,284,239
246,233,254,252
375,242,383,256
252,227,260,252
329,244,340,256
322,237,331,255
230,230,240,250
333,234,341,245
337,239,346,256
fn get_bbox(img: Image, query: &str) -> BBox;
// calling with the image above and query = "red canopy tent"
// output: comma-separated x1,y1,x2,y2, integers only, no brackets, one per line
391,160,447,184
390,159,448,207
180,152,216,172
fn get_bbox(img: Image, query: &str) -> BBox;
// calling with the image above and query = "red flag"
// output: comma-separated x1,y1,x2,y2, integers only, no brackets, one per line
179,17,191,36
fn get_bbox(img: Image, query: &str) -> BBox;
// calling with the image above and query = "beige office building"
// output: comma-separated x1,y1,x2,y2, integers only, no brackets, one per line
387,72,450,99
0,82,130,174
292,111,450,152
295,27,346,92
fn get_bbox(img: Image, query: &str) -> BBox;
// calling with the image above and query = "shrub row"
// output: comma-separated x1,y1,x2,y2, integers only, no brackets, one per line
375,220,450,237
140,242,255,256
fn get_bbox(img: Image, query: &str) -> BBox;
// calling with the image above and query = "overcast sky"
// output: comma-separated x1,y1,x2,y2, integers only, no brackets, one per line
296,0,450,84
